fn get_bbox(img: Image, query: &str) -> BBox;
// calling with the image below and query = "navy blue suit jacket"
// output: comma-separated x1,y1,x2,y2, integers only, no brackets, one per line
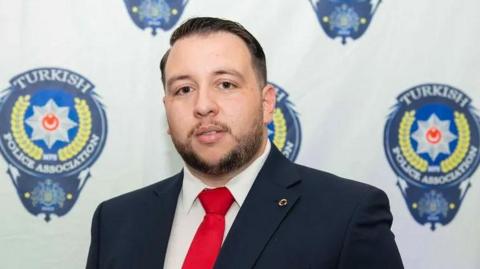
86,147,404,268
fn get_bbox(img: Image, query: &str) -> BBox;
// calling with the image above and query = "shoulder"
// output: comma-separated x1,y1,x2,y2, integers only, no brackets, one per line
291,164,396,245
293,163,389,208
98,173,181,214
295,163,384,194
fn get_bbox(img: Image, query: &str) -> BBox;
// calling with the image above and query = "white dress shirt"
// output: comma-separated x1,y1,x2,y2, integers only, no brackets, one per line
163,141,271,269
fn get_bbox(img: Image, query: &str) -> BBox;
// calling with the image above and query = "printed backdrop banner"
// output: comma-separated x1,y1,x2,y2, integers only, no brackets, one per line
0,0,479,268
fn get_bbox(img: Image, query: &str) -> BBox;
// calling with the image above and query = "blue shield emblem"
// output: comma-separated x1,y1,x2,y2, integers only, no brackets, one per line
0,68,108,221
267,83,302,161
384,84,480,230
309,0,381,44
124,0,188,35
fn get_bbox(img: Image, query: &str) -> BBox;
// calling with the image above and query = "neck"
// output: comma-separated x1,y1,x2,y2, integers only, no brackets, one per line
187,138,268,187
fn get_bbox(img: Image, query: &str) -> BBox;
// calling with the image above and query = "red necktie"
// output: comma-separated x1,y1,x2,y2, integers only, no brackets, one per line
182,187,234,269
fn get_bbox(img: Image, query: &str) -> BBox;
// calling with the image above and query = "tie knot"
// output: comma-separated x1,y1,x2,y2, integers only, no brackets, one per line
198,187,234,216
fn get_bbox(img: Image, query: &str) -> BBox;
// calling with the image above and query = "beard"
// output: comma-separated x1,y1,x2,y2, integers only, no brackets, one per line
171,114,265,177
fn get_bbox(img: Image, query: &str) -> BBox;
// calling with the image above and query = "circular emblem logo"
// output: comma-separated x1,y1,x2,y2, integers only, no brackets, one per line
310,0,382,44
0,67,107,221
384,83,480,229
124,0,188,35
268,83,302,161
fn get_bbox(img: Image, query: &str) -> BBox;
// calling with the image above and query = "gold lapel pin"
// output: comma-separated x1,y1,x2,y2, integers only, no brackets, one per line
278,198,288,207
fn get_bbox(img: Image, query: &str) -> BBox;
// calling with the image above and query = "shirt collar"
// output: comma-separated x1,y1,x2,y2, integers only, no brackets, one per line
180,140,271,213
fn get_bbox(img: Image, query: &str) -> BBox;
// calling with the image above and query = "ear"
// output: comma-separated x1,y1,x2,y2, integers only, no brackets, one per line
261,83,276,124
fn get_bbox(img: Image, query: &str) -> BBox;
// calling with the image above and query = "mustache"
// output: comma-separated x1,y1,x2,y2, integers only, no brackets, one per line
188,121,231,137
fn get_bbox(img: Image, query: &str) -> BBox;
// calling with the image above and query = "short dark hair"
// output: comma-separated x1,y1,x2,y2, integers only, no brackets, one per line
160,17,267,88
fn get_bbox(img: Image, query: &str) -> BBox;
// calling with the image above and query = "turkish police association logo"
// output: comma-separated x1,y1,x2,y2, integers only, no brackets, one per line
268,83,302,161
384,84,480,230
124,0,188,35
0,68,108,221
310,0,382,44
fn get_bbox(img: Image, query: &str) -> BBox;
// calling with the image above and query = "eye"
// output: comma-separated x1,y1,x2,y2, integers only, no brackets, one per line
218,81,236,90
175,86,193,95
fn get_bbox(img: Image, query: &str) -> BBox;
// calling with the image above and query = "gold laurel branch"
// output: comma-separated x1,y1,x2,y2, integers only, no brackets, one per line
58,98,92,161
10,95,43,160
440,112,470,173
398,110,428,172
272,108,287,150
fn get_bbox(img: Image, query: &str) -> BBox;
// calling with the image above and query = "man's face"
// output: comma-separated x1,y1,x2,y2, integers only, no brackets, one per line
163,32,275,177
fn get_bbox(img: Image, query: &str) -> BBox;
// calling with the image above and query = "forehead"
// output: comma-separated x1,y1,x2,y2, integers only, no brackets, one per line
164,32,254,79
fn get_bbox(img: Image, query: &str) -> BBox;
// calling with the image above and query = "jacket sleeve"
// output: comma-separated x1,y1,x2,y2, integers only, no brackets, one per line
337,188,404,269
86,203,103,269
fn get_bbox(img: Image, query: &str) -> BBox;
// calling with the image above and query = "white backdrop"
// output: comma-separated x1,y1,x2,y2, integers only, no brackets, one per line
1,0,479,268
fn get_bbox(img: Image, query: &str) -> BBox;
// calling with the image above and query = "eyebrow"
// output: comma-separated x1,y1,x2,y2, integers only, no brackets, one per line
166,68,246,91
166,75,193,91
213,69,245,81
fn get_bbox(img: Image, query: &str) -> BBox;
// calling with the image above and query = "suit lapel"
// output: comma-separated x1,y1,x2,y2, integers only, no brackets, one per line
214,147,301,269
143,171,183,268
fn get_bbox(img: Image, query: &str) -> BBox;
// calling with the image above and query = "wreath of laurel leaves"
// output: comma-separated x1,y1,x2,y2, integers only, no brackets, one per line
272,108,287,150
58,98,92,161
440,112,470,173
10,95,93,162
398,110,428,172
11,95,43,160
398,110,470,174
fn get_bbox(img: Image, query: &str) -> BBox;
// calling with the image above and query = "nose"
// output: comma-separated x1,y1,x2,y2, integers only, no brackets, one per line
194,88,218,118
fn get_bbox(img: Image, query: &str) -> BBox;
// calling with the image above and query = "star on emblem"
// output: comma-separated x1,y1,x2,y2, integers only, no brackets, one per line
411,113,457,161
25,99,77,149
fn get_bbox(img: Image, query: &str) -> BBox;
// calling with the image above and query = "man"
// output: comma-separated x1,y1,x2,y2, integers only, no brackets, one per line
86,17,404,269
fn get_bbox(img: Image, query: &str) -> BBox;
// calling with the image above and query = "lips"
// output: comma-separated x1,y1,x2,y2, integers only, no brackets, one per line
194,125,228,144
